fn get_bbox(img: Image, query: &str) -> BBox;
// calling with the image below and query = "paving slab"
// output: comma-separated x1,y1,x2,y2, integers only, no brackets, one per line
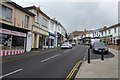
75,48,118,78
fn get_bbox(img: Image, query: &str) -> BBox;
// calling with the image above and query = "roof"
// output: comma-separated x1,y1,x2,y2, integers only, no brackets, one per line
100,23,120,32
24,6,50,19
6,2,35,16
70,31,84,37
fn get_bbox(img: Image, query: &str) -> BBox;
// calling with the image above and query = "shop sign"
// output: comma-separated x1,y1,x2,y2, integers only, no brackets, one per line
0,28,26,37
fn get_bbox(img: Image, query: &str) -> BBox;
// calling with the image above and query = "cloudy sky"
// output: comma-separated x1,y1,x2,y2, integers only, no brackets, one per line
11,0,119,33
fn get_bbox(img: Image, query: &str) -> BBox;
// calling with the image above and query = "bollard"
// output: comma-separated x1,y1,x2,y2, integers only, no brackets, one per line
88,48,90,63
101,49,104,60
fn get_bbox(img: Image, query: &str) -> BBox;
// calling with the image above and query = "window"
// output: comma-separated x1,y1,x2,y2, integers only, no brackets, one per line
105,31,107,35
108,29,111,34
0,33,25,50
0,34,11,50
0,5,12,21
37,12,39,22
24,15,29,28
58,26,60,31
12,36,25,49
114,28,116,33
0,5,2,19
102,32,103,36
35,12,39,23
42,18,47,27
50,21,54,31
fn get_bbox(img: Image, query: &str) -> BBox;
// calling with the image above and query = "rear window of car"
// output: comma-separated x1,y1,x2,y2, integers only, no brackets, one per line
94,42,106,47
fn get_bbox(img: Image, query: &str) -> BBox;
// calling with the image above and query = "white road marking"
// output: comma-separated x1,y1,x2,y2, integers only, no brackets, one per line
41,54,60,62
64,49,71,53
0,69,23,78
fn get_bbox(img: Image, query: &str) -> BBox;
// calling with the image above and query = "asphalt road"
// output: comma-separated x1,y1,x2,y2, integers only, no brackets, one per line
1,45,88,79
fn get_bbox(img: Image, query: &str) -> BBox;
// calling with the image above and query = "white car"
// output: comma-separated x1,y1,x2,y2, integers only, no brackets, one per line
71,42,76,46
61,42,72,49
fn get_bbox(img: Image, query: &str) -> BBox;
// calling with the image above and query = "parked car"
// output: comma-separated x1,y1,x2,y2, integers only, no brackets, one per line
92,42,109,54
61,42,72,49
71,42,76,46
90,38,100,49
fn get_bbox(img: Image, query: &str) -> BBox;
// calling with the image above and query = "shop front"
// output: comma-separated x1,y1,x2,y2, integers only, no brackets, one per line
101,35,112,45
47,32,56,48
57,32,62,46
39,33,49,49
0,23,30,56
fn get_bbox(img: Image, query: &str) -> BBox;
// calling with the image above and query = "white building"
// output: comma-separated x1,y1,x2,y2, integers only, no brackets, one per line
93,28,103,38
100,23,120,44
48,19,67,47
47,19,56,48
56,22,67,46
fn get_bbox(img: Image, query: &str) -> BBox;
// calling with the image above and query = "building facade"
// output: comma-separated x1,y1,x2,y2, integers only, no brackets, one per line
100,24,120,45
25,6,50,49
47,19,56,48
0,1,68,57
0,1,35,56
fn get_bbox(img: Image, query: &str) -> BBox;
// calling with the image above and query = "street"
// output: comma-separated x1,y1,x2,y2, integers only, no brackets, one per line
1,45,88,79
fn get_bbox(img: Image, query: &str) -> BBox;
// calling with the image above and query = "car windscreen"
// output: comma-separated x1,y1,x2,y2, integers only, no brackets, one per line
94,42,106,47
64,42,69,44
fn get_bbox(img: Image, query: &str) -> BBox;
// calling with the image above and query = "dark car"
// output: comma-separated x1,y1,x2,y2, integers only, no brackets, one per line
92,42,109,54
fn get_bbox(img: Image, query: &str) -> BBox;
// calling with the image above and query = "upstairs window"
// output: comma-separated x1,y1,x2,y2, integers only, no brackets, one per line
35,12,39,23
105,31,107,35
0,5,12,21
114,27,116,33
42,18,47,28
108,29,111,34
37,12,39,22
24,15,29,29
50,21,54,31
102,32,103,36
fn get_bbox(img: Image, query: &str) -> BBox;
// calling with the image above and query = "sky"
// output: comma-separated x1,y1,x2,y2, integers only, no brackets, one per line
11,0,119,33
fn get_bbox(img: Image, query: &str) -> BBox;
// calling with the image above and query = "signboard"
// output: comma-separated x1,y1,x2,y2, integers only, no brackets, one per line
0,28,26,37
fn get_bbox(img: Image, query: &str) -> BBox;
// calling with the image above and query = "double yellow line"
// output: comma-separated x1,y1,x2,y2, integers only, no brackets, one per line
65,61,82,80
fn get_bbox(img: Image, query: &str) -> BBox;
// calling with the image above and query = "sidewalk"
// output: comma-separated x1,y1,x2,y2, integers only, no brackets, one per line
75,48,118,78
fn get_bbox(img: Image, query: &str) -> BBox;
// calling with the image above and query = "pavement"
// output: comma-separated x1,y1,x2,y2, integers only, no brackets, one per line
75,48,118,79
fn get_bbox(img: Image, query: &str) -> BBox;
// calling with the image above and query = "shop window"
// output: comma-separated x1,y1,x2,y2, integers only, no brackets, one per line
51,39,54,46
0,34,11,50
12,36,25,49
46,37,49,46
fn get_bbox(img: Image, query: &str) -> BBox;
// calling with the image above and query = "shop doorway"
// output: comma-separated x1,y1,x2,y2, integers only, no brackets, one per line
34,33,37,48
39,35,43,49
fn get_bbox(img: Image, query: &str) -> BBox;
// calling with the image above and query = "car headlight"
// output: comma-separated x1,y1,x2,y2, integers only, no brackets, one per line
95,48,98,50
105,48,108,50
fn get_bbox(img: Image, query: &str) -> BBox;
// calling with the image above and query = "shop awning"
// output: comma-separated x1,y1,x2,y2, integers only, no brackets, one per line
49,32,56,37
101,35,112,38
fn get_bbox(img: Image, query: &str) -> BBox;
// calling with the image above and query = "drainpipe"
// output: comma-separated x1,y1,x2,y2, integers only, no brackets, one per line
25,33,27,52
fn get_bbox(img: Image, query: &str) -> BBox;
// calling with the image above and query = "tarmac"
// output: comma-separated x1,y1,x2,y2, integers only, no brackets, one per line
75,48,119,79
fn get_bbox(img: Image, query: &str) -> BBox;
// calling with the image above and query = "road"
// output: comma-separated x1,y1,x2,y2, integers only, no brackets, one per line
1,45,88,79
